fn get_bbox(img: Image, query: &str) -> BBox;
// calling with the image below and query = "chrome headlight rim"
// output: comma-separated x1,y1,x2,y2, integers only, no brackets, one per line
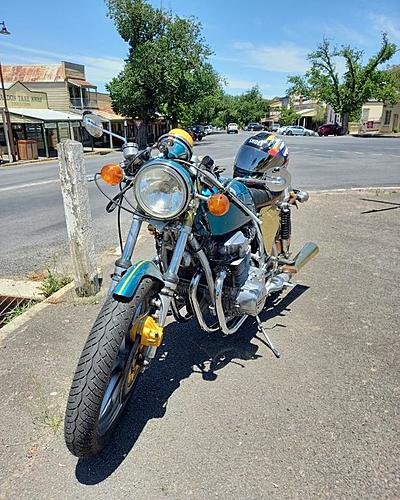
134,161,192,220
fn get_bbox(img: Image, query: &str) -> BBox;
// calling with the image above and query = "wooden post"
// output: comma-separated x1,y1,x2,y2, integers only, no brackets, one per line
58,139,101,297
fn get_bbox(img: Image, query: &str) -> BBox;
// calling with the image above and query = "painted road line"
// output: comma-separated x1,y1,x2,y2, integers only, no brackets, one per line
0,179,59,192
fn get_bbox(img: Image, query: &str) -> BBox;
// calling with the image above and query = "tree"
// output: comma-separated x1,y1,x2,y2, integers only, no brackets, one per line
212,86,270,128
287,34,397,134
279,106,300,126
106,0,222,146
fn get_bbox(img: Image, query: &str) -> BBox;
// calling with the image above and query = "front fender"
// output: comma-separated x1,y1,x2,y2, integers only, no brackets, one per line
113,260,164,302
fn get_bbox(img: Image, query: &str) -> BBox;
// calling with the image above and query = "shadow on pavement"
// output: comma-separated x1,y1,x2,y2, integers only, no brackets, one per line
75,283,308,485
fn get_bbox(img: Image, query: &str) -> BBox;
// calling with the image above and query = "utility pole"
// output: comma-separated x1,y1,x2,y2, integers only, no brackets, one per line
0,20,17,162
58,140,101,297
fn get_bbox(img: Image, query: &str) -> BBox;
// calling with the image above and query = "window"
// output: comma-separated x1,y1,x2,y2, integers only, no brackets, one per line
384,110,392,125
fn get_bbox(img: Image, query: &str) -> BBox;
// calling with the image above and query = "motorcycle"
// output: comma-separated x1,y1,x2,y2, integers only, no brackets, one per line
64,114,319,458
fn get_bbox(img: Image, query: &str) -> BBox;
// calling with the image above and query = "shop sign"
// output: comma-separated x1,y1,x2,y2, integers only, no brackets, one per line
45,122,57,129
58,122,69,129
70,121,81,127
0,82,48,109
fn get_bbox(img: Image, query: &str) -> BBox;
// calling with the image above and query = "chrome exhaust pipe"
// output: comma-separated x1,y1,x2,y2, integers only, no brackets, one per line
292,242,319,273
266,242,319,295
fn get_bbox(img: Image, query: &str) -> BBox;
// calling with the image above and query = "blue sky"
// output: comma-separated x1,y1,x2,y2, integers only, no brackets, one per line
1,0,399,96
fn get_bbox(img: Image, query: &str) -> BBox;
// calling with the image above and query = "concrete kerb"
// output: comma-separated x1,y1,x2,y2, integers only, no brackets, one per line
1,185,399,344
0,281,75,344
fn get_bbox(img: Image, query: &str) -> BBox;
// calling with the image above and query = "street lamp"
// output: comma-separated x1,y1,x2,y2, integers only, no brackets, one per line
0,20,17,162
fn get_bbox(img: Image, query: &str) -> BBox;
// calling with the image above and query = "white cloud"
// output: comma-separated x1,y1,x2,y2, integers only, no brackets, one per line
225,77,271,90
0,41,124,88
322,24,369,46
233,42,309,73
369,13,400,40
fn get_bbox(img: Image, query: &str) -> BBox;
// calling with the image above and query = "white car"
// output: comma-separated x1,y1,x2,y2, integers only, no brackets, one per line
227,123,239,134
283,126,315,136
277,126,289,134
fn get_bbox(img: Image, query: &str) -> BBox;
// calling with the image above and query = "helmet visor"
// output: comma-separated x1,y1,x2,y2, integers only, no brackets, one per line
234,145,268,176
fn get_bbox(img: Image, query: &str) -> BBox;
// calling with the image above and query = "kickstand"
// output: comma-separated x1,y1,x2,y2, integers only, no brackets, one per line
256,316,281,358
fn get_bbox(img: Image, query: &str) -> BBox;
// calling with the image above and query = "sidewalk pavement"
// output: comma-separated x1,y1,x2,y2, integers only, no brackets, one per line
0,190,399,499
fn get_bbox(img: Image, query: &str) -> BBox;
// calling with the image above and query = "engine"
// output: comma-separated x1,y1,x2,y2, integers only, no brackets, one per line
210,229,267,317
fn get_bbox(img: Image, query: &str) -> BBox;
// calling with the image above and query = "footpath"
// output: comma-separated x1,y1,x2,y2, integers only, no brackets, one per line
0,190,399,499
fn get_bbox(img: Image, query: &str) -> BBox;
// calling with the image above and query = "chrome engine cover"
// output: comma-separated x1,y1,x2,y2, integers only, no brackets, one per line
235,266,267,316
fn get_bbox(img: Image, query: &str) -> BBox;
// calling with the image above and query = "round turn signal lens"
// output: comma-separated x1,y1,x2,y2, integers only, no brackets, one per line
207,193,230,216
100,163,124,185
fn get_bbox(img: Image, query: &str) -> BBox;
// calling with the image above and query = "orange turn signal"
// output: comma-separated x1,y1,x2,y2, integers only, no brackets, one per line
207,193,230,216
100,163,124,185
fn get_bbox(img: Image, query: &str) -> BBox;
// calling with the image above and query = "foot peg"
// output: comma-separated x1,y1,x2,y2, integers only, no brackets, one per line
256,316,281,358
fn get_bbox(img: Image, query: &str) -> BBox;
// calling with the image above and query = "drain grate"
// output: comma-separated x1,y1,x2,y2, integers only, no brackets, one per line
0,295,36,328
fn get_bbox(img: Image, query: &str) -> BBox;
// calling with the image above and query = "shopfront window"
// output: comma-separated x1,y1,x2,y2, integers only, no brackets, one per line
384,110,392,125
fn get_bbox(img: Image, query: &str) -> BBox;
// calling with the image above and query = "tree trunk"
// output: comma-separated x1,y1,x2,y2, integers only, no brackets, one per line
341,112,350,135
136,118,147,149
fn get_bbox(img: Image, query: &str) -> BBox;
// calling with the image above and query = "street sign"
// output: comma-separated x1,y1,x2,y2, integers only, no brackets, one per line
134,119,143,129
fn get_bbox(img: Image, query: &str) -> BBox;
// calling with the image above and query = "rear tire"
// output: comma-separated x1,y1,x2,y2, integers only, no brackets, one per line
64,278,157,458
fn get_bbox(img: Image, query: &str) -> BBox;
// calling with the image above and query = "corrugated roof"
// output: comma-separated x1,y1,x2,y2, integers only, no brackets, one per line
68,78,96,88
9,108,82,121
2,64,65,83
96,92,125,120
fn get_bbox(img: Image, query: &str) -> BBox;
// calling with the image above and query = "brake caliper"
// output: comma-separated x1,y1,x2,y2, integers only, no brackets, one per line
140,317,164,347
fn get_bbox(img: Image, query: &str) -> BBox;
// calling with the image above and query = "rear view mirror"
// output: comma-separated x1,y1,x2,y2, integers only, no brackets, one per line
82,113,104,138
262,168,291,192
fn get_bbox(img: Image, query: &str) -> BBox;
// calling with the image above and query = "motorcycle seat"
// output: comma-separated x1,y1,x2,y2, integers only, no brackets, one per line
248,187,283,209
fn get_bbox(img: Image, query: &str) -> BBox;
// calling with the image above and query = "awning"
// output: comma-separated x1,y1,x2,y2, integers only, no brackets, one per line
296,108,317,118
68,78,97,88
96,110,125,121
8,108,83,122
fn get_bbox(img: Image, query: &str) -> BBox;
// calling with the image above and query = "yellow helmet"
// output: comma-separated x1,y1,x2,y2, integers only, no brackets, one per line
157,128,193,161
169,128,194,148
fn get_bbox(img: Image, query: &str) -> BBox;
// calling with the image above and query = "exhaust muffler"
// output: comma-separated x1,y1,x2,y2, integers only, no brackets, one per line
266,242,319,294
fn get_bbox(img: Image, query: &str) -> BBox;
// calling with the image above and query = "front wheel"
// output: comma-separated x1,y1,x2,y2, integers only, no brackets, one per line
64,278,158,458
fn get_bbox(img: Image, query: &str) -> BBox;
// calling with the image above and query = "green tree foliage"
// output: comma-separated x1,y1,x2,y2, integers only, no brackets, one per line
213,86,270,127
287,34,397,133
279,106,300,126
106,0,222,144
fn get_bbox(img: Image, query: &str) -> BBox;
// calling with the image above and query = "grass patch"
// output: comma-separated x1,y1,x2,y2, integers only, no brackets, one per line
3,300,35,324
43,409,62,434
40,269,72,298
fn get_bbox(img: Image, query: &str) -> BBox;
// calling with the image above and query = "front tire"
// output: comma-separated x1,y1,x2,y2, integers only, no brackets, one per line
64,278,157,458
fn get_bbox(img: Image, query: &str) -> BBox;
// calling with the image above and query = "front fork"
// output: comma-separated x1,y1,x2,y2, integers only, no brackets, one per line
110,213,193,362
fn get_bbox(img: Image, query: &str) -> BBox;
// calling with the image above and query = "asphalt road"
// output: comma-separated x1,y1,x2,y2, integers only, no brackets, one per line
1,191,399,499
0,133,399,278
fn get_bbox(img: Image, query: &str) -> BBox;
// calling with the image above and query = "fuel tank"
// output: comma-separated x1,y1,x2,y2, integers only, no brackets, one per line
195,180,255,236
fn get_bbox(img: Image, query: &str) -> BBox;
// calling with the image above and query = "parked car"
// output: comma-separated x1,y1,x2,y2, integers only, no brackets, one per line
246,122,263,131
318,123,342,136
204,125,213,135
227,123,239,134
283,126,315,136
271,124,281,133
187,125,205,141
277,126,289,135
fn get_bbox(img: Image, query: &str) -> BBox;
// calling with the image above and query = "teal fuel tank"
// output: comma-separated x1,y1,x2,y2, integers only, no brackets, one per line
195,179,255,236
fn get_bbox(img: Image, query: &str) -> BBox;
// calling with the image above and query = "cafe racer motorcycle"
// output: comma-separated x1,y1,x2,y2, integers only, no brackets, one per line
64,114,319,457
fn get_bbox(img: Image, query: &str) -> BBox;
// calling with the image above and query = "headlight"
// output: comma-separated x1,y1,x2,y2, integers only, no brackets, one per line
134,162,191,219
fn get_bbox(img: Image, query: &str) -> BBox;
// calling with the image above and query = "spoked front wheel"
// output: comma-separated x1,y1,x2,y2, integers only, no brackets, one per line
64,278,158,458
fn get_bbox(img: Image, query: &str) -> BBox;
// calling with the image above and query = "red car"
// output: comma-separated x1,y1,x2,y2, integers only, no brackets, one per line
318,123,342,136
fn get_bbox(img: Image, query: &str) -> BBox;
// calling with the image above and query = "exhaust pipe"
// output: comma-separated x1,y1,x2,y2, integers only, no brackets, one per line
292,242,319,273
266,242,319,295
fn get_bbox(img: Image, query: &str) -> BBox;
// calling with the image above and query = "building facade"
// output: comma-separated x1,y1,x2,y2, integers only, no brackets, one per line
360,101,400,133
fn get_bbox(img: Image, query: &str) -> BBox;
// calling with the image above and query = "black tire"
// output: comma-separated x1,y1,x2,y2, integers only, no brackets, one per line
64,278,157,458
286,130,293,135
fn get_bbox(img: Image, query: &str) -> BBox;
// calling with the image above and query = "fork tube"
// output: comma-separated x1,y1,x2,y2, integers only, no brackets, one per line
109,215,143,292
157,223,192,326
